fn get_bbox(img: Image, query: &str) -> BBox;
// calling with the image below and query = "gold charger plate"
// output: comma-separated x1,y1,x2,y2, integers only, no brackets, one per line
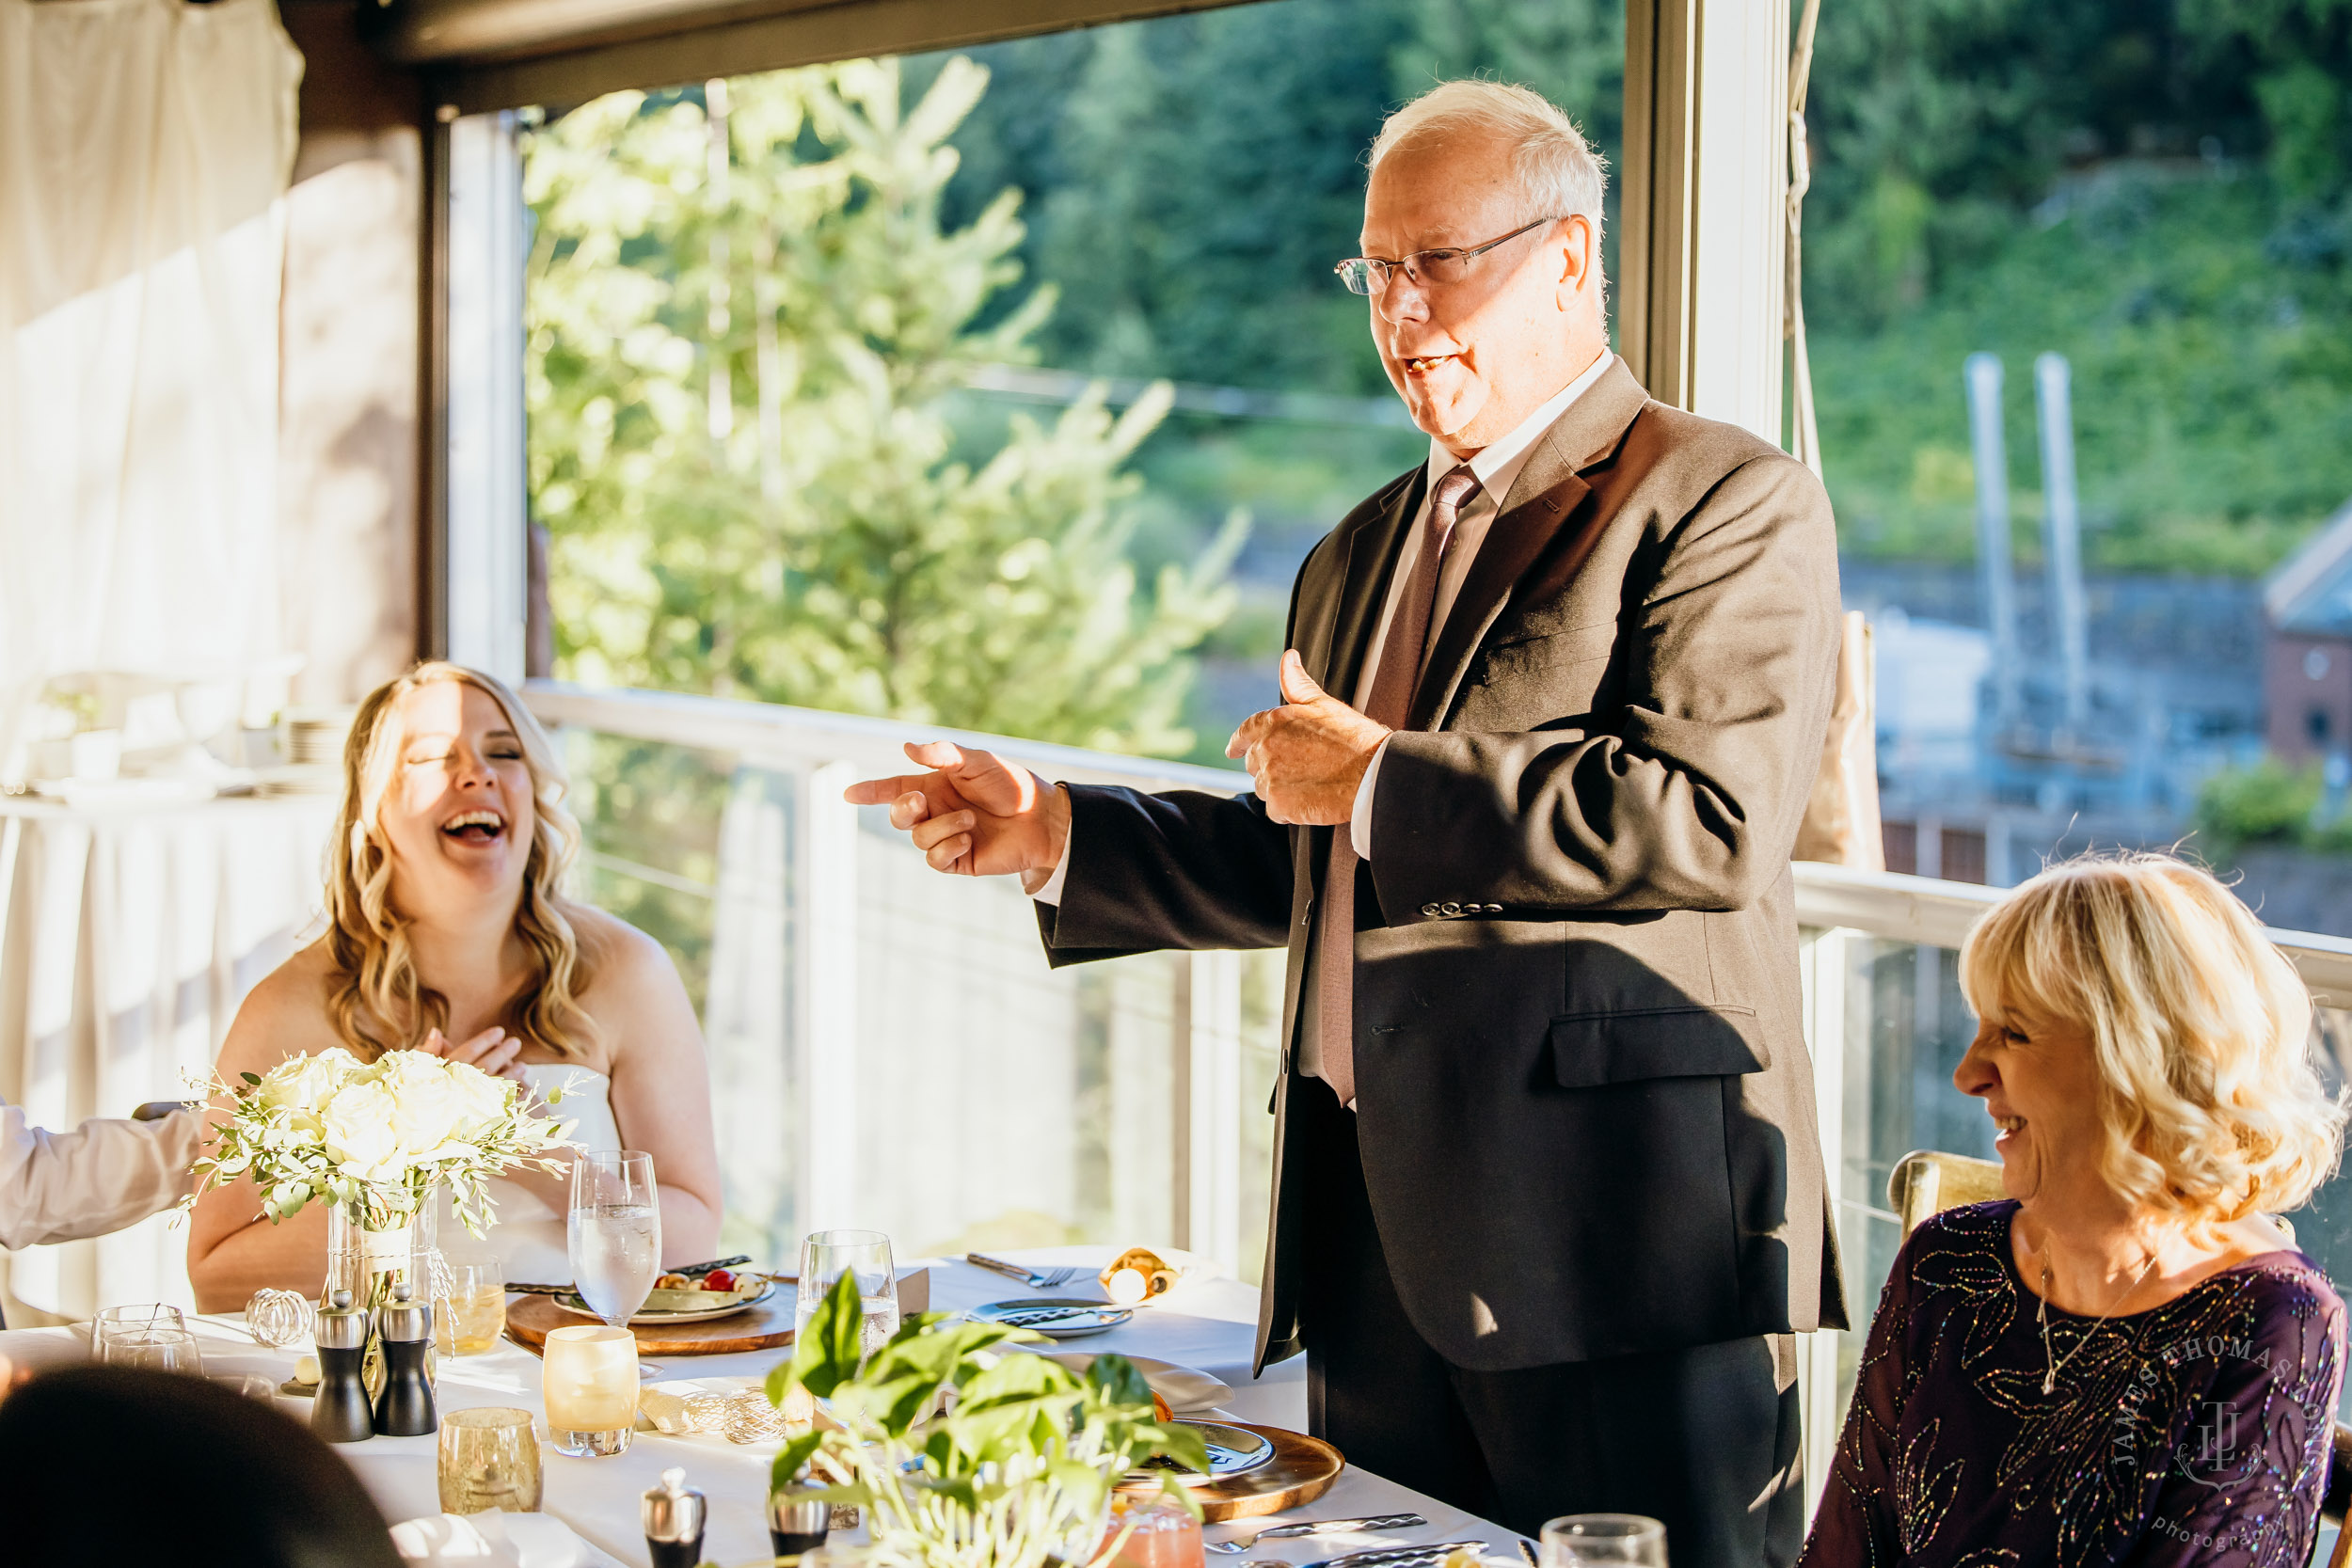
1118,1423,1343,1522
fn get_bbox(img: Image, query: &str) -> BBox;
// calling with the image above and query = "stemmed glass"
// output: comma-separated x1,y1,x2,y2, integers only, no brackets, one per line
567,1151,661,1327
796,1229,898,1360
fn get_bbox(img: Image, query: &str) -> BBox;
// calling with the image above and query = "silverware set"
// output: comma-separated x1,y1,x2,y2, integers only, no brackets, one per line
1279,1540,1484,1568
964,1252,1084,1290
1206,1515,1428,1555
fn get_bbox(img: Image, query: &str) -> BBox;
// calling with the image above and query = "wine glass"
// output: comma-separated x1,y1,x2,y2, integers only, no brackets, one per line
568,1151,661,1328
1539,1515,1668,1567
92,1304,191,1368
796,1229,898,1359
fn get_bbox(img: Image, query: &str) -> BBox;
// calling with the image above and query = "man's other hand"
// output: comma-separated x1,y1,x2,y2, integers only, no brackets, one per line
1227,651,1391,826
843,742,1072,886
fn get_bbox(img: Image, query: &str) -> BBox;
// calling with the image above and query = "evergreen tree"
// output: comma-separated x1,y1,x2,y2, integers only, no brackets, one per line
524,58,1241,756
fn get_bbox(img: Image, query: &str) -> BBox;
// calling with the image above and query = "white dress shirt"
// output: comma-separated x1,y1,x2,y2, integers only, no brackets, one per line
1033,349,1616,911
0,1101,201,1252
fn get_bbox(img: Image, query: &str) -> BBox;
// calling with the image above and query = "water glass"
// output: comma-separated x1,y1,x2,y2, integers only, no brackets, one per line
568,1151,660,1328
92,1303,183,1356
439,1407,545,1512
1539,1515,1668,1567
796,1229,898,1358
437,1259,510,1355
542,1323,639,1456
101,1324,201,1373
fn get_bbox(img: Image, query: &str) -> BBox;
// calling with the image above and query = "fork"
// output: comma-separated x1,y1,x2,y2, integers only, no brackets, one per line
965,1253,1084,1290
1207,1515,1428,1555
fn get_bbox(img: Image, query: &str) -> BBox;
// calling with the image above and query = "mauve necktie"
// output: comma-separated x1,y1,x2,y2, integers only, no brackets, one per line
1314,464,1481,1106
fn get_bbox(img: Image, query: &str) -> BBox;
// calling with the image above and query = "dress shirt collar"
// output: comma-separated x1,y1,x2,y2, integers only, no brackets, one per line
1422,348,1615,510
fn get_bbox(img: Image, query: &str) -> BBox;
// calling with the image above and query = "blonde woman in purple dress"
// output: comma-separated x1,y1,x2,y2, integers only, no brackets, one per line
1802,853,2346,1568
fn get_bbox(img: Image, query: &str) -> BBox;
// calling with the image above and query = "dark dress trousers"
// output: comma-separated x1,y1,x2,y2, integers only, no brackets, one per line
1036,359,1849,1564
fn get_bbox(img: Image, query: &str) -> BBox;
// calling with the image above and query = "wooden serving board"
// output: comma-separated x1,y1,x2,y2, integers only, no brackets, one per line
1120,1424,1344,1522
504,1290,797,1355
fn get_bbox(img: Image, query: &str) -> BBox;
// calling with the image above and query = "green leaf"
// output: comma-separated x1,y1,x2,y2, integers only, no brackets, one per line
1086,1352,1151,1408
239,1072,262,1085
779,1267,867,1402
769,1431,827,1494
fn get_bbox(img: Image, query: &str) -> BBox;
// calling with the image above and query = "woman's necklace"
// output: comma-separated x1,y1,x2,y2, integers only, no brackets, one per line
2036,1241,2160,1395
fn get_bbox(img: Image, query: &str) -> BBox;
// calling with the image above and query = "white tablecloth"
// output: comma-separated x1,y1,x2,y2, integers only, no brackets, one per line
0,791,335,1316
0,1250,1528,1568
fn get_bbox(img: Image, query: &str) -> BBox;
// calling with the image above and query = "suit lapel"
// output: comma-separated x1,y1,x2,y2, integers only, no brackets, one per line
1408,359,1650,729
1311,466,1423,695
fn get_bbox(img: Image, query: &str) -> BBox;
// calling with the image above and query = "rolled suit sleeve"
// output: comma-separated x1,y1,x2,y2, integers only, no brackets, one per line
1368,452,1838,915
0,1101,202,1251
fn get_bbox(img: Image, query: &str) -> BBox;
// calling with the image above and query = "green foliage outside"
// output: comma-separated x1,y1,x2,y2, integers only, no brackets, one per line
525,60,1241,757
2191,755,2352,854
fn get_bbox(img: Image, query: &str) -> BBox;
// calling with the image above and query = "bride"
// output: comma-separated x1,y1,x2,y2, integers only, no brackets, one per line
187,663,723,1310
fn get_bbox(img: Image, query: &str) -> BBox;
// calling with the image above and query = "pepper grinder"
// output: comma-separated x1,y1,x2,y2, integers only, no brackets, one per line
769,1463,831,1560
311,1289,374,1444
372,1281,438,1436
643,1467,707,1568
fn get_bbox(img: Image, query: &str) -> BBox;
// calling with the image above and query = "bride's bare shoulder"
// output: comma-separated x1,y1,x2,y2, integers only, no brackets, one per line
564,904,675,985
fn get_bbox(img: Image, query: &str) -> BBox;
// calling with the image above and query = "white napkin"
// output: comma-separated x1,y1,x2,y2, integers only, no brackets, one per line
390,1513,591,1568
1036,1351,1233,1414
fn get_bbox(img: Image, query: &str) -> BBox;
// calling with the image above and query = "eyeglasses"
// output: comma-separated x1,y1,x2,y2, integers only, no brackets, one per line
1334,216,1562,296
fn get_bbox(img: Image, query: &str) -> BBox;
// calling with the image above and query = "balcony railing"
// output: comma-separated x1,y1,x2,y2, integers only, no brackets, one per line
521,680,2352,1503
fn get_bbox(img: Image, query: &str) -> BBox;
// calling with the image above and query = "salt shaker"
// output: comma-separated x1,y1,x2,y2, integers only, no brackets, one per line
372,1281,438,1436
311,1289,374,1444
769,1462,831,1560
643,1467,707,1568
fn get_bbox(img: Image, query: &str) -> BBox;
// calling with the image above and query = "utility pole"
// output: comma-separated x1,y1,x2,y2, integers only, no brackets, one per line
2035,353,2090,736
1964,353,2021,726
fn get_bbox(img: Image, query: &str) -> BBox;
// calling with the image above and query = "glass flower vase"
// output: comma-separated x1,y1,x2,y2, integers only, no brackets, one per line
325,1196,442,1395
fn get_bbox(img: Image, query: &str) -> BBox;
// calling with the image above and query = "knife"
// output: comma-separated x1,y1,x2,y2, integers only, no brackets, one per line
1207,1515,1427,1554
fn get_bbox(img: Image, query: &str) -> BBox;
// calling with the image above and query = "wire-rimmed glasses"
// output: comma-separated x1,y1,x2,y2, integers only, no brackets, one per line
1334,215,1563,295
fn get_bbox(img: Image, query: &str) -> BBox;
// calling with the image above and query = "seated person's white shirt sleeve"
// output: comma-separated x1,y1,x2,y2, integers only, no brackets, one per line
0,1101,203,1251
1349,736,1391,859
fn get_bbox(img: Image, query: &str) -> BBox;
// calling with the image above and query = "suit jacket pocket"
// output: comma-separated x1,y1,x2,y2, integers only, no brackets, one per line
1549,1005,1769,1088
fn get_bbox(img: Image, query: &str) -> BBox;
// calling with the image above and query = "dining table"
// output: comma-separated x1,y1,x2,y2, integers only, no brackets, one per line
0,1244,1533,1568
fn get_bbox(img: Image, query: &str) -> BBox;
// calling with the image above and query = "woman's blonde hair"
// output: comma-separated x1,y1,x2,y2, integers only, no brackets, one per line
1959,851,2345,1227
324,662,596,1061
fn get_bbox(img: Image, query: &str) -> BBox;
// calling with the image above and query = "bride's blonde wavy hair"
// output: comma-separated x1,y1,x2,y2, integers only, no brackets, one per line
325,662,597,1061
1960,851,2347,1228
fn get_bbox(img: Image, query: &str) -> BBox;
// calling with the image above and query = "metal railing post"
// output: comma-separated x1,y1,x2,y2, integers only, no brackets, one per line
1798,923,1851,1517
1186,950,1246,1275
798,760,860,1233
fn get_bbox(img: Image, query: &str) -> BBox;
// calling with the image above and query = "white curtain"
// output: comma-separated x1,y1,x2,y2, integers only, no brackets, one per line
0,0,303,774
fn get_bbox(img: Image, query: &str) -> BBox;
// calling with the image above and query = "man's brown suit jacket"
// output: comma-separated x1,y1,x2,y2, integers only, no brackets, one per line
1038,356,1851,1373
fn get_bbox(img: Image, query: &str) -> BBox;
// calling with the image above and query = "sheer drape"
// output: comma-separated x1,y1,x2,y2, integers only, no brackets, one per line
0,0,303,776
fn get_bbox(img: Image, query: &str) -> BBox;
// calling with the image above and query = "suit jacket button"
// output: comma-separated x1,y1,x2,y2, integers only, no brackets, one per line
1484,903,1502,913
1419,902,1439,917
1441,901,1462,915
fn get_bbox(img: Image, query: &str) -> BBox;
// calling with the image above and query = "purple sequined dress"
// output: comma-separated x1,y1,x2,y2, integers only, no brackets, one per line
1800,1200,2344,1568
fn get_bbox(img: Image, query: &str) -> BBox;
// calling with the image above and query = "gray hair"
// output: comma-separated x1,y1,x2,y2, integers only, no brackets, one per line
1368,80,1608,234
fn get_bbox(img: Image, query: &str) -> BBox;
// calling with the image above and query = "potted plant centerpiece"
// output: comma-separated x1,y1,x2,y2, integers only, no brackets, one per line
185,1047,576,1371
768,1271,1209,1568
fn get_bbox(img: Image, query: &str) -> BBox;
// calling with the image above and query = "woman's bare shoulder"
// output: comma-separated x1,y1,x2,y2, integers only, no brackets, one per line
566,904,679,990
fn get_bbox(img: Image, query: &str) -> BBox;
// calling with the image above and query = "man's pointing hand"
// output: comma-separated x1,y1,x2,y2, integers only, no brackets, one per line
843,741,1071,887
1227,650,1391,826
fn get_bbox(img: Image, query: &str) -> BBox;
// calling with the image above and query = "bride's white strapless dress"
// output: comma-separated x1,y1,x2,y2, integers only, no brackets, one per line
436,1064,622,1285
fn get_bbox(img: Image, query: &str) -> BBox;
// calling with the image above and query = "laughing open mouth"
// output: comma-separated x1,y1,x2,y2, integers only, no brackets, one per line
441,809,506,845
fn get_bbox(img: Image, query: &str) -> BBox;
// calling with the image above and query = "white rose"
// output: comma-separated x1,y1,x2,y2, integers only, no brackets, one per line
320,1079,405,1180
373,1051,469,1157
443,1060,514,1140
258,1048,360,1114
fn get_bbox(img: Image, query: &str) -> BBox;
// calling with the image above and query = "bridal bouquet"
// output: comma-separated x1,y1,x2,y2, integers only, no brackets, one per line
185,1046,577,1242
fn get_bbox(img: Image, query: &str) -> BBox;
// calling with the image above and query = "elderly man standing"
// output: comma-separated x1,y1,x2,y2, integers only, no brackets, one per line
850,81,1845,1565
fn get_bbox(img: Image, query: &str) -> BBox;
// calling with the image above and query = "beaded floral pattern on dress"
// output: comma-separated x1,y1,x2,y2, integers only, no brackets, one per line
1801,1200,2344,1568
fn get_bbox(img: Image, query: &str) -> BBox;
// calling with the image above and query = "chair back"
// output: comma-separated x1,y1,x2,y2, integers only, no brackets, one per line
1886,1148,2007,1235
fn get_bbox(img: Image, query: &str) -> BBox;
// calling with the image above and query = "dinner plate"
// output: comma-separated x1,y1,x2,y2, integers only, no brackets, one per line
1124,1420,1275,1487
970,1298,1134,1338
552,1274,776,1324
